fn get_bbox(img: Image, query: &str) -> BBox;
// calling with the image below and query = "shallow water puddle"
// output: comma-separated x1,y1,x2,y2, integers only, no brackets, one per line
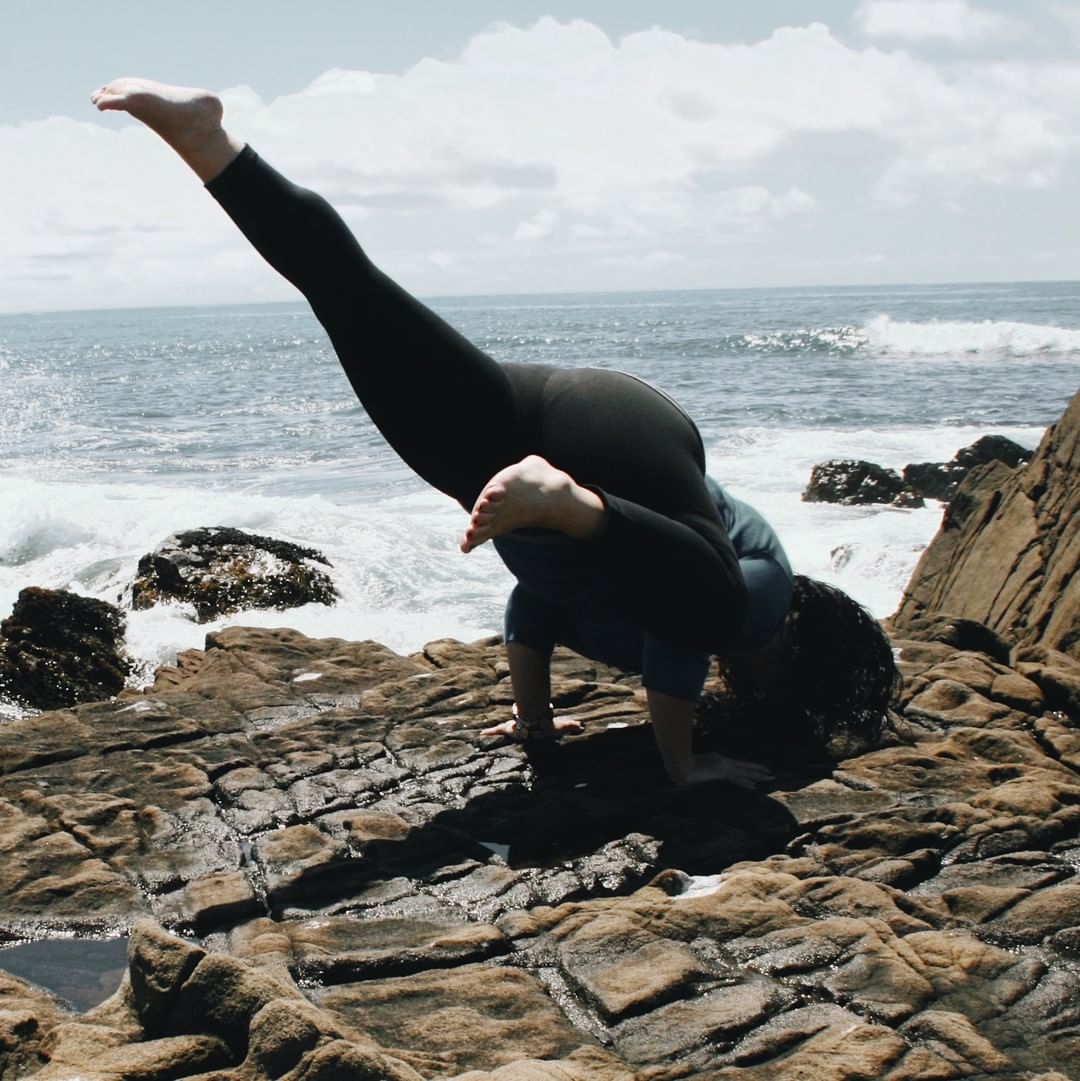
0,936,129,1011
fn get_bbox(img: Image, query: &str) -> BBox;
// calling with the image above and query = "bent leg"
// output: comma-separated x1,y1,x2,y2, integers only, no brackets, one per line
512,367,747,653
206,155,743,652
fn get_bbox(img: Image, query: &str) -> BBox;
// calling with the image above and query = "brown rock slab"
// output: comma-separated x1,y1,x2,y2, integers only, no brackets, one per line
0,557,1079,1081
315,963,600,1078
893,386,1080,661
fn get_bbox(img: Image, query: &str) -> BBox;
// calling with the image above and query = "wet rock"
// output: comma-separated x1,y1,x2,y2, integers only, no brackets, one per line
130,526,337,622
802,459,924,507
0,970,70,1080
0,613,1078,1077
904,434,1033,502
893,387,1080,662
314,962,610,1078
887,613,1012,664
1014,645,1080,717
0,588,129,710
2,921,428,1081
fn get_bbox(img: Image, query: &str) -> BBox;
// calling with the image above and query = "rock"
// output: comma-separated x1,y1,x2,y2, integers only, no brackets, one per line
892,387,1080,662
1014,645,1080,718
904,434,1033,502
803,459,924,507
130,526,337,622
0,587,129,710
0,620,1078,1078
0,920,426,1081
314,963,611,1077
0,970,70,1080
885,613,1011,664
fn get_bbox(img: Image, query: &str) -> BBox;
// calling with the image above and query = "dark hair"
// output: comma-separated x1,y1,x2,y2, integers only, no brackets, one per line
784,574,902,743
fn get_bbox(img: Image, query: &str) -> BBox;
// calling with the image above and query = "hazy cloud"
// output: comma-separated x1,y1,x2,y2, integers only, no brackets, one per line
854,0,1021,43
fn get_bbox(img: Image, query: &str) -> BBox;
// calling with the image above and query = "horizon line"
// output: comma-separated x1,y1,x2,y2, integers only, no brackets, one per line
2,274,1078,320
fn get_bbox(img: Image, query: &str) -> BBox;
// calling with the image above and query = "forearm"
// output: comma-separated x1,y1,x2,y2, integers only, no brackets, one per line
647,686,775,789
507,641,552,719
646,687,698,784
486,640,581,741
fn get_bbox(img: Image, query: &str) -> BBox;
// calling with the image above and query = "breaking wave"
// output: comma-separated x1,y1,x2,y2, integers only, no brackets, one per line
861,315,1080,359
736,316,1080,360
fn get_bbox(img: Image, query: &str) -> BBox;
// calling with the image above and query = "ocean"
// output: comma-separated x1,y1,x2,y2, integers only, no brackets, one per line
1,280,1077,720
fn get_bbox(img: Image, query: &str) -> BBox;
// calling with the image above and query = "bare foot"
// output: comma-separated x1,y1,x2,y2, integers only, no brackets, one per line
90,77,242,182
481,714,584,742
460,455,605,553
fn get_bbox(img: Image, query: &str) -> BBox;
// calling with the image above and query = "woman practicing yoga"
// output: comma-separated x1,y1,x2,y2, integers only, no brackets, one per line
91,78,899,789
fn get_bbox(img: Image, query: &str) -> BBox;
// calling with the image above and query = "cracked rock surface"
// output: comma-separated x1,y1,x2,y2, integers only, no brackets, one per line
0,617,1077,1080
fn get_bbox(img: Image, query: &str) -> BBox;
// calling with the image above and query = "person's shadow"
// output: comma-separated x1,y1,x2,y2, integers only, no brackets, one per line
270,697,840,918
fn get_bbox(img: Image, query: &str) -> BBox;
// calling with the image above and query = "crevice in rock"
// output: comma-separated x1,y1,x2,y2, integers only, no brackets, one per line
529,962,615,1047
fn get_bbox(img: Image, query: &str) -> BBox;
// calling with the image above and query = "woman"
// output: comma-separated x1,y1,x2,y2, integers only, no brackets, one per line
91,78,899,788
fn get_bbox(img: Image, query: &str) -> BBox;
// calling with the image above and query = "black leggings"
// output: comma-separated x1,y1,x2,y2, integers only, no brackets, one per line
206,147,746,651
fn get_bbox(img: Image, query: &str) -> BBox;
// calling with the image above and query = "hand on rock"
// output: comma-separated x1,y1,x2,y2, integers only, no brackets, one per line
673,752,774,789
481,714,584,742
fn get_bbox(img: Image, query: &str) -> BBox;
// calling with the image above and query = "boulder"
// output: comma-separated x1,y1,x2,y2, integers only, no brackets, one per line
892,388,1080,661
0,587,129,710
130,526,336,623
802,459,923,508
904,434,1033,502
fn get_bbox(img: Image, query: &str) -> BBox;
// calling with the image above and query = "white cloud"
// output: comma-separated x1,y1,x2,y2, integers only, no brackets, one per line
427,250,456,269
2,16,1079,309
872,61,1080,204
512,209,559,242
854,0,1021,43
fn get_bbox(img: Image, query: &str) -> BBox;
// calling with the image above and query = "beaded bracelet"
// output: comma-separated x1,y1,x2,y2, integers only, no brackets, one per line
511,702,556,741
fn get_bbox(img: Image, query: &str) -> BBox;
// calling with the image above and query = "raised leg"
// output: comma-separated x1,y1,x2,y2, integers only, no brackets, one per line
92,77,527,508
92,79,748,658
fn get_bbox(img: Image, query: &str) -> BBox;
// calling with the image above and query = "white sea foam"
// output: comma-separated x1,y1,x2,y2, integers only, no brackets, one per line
708,422,1046,618
675,874,729,900
0,415,1045,721
0,473,512,712
862,314,1080,359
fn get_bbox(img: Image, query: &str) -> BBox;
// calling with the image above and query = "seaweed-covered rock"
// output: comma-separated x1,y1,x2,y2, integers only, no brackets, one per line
131,527,336,623
0,587,129,710
904,434,1033,502
803,459,923,508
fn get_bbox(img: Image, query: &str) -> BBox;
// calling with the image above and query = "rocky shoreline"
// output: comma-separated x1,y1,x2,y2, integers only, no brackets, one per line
1,390,1077,1080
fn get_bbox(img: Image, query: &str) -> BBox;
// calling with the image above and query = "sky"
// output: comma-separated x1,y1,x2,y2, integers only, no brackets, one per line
3,0,1080,313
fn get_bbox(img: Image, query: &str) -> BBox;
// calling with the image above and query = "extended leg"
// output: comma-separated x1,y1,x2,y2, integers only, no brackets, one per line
92,78,527,507
92,80,745,652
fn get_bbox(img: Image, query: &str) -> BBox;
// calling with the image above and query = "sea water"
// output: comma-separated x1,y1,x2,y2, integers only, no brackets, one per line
1,281,1077,720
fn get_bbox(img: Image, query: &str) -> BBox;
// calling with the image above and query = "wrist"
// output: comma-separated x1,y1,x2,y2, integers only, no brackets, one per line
664,756,694,786
512,702,555,740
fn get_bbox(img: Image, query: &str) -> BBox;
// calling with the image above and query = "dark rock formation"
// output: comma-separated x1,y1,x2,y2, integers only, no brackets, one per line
805,437,1034,511
893,387,1080,660
0,587,129,710
802,459,924,508
904,434,1033,502
0,619,1078,1079
131,527,337,623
